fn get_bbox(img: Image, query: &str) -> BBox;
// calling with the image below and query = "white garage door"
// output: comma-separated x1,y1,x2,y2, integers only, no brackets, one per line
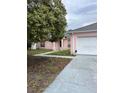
76,37,97,55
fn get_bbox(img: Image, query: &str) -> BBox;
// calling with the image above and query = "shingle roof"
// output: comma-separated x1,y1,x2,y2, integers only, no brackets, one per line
68,22,97,33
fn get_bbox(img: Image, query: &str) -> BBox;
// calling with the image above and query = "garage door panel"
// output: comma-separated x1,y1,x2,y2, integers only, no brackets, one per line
76,37,96,55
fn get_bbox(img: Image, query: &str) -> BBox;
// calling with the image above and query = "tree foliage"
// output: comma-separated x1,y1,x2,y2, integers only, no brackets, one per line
27,0,67,42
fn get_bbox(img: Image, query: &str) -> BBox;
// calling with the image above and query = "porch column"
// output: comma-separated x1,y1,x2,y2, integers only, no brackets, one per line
61,39,64,49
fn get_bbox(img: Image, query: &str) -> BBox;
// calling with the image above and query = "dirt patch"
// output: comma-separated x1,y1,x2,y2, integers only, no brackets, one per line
27,56,71,93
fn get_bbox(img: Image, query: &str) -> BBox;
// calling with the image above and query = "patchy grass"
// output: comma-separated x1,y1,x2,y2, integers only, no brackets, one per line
27,56,71,93
47,49,74,56
27,49,52,56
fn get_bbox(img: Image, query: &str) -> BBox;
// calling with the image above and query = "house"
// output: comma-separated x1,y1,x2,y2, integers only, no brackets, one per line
68,22,97,55
31,36,69,50
42,36,69,50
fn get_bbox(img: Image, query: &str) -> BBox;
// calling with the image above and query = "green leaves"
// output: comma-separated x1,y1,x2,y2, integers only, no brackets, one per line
27,0,67,43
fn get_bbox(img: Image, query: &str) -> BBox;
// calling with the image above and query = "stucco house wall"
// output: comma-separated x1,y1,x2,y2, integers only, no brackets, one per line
63,39,69,49
44,38,69,51
44,41,53,50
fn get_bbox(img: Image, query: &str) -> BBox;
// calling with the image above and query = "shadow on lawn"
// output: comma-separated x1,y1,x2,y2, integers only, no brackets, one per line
27,56,48,64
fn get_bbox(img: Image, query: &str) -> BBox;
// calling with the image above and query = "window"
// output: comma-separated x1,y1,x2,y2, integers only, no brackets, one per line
60,40,62,47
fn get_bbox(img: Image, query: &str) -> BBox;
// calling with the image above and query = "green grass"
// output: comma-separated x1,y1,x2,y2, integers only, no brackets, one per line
47,49,74,56
27,48,52,56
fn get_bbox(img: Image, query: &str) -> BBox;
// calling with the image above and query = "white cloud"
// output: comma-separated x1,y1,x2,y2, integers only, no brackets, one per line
62,0,97,30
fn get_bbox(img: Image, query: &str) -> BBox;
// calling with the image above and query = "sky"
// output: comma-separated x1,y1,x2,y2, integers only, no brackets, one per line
62,0,97,30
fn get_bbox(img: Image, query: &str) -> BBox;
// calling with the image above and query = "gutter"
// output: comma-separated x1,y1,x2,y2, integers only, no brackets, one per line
67,30,97,34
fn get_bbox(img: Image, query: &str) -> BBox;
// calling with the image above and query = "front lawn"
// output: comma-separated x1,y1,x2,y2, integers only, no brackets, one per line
27,48,52,56
27,56,71,93
47,49,74,56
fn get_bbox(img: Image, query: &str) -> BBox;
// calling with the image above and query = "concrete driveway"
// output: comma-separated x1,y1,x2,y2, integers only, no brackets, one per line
43,55,97,93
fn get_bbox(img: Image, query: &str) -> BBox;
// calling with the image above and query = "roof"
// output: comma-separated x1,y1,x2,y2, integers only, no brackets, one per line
68,22,97,33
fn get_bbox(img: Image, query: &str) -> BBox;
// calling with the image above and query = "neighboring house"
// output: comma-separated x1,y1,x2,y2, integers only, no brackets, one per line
31,36,69,50
68,22,97,55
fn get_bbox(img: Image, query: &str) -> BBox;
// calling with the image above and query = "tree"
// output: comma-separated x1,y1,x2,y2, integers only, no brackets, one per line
49,0,67,42
27,0,67,43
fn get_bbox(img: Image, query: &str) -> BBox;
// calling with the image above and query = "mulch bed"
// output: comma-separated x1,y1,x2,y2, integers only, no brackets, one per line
27,56,71,93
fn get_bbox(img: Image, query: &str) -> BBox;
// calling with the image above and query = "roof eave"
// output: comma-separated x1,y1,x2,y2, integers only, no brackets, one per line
67,30,97,33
